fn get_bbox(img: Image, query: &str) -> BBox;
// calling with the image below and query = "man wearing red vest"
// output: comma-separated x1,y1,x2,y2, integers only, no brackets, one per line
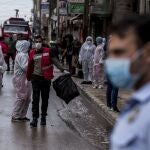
27,35,64,127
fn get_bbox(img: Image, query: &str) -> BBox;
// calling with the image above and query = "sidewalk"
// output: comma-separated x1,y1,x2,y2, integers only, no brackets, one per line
73,77,132,125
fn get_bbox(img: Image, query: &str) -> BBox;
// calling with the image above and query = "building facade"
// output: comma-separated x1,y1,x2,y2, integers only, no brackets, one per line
32,0,150,42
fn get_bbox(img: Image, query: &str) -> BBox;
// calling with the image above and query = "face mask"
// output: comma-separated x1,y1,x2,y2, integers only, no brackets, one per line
105,58,140,89
87,41,92,45
35,43,42,50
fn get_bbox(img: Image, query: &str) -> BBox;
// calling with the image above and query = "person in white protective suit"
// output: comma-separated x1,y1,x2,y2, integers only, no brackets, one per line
12,40,31,122
79,36,96,84
0,46,6,89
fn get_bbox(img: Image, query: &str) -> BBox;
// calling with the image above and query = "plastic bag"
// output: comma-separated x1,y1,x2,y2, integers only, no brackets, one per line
53,74,79,104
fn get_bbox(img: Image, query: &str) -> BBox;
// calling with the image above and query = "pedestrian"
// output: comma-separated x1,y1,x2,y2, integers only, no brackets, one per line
66,34,73,73
0,36,9,60
72,37,81,76
27,35,64,127
105,35,119,112
93,37,105,89
79,36,96,84
12,40,31,122
5,35,16,71
106,77,119,112
0,37,8,87
0,46,6,89
61,37,67,64
105,15,150,150
50,41,60,61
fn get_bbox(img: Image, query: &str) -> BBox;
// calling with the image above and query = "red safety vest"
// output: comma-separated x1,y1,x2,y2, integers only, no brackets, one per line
27,48,54,81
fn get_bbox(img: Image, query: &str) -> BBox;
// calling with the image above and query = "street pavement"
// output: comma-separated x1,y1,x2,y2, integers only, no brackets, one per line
73,78,132,125
0,71,98,150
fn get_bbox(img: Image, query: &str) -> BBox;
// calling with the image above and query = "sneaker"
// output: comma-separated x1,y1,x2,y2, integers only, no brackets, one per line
41,117,46,126
11,117,23,122
98,85,103,89
81,81,87,84
30,118,38,127
107,106,113,111
21,117,30,122
113,107,120,113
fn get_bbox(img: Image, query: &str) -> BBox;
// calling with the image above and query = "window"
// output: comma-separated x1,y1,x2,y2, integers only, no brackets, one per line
4,26,28,33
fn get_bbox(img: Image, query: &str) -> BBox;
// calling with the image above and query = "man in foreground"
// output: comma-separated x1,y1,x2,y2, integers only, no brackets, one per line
105,15,150,149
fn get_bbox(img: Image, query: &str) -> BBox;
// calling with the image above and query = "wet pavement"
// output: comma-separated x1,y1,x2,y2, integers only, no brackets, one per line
59,95,111,150
0,71,98,150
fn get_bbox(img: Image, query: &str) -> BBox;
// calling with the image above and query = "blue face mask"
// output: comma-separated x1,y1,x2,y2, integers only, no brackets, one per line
105,58,139,89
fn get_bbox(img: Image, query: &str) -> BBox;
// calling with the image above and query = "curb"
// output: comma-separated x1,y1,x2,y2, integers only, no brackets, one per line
73,79,118,126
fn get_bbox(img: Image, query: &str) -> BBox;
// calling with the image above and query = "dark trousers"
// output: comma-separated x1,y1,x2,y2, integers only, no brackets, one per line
5,53,15,70
106,80,119,109
31,75,51,118
66,55,72,73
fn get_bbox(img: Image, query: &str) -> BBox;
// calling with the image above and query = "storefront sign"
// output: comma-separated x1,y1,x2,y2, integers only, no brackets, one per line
59,0,68,16
90,0,112,15
41,2,49,14
68,0,84,3
69,3,84,14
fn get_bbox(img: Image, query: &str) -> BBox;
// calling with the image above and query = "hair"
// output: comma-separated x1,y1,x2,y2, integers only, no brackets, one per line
34,35,42,41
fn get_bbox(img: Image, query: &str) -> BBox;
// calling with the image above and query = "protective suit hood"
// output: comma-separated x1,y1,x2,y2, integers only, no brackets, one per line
96,37,103,45
85,36,93,45
16,40,30,53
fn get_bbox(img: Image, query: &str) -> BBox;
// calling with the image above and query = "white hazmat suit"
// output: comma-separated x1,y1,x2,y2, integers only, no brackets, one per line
12,40,31,119
79,36,96,82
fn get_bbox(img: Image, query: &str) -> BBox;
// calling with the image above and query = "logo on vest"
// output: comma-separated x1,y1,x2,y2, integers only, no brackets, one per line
43,53,49,57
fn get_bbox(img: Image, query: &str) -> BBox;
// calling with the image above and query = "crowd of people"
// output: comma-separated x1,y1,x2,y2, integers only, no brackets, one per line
0,34,65,127
61,34,120,112
0,14,150,149
0,31,120,127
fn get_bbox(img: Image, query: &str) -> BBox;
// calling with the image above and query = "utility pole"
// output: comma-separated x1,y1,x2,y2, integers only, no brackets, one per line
83,0,89,41
49,0,52,41
57,0,60,41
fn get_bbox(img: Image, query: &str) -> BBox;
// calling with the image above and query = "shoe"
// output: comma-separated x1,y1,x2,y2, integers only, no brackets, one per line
107,106,112,111
113,107,120,113
86,81,92,84
41,117,46,126
81,81,87,84
98,85,103,89
11,117,23,122
21,117,30,122
30,118,38,127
